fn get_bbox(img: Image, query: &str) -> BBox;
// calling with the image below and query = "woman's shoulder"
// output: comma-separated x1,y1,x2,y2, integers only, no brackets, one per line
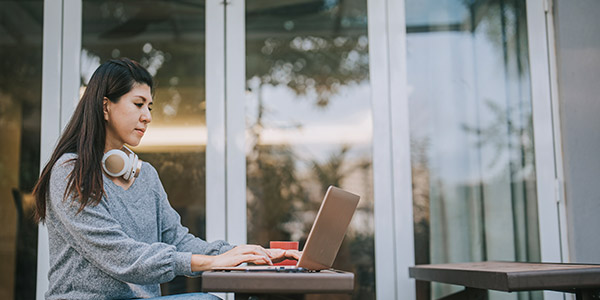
138,161,165,196
52,153,78,173
57,152,77,161
48,153,78,198
140,161,160,181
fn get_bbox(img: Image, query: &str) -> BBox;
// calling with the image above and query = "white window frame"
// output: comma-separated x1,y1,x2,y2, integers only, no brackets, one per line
37,1,61,298
38,1,81,299
224,0,247,247
368,0,415,299
205,0,228,244
526,0,570,297
205,0,247,249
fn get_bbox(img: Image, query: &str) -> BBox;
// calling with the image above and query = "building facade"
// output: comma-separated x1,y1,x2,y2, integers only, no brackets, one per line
0,0,598,299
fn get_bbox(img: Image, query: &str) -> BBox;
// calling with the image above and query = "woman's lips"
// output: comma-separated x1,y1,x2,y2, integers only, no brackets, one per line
135,128,145,136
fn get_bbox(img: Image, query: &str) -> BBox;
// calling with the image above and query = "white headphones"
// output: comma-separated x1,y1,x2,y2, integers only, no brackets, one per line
101,146,142,180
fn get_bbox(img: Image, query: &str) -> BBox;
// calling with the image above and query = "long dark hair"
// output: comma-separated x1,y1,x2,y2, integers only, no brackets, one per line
33,58,153,223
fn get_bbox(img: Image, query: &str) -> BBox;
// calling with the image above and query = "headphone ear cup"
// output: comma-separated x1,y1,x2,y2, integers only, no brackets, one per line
103,146,141,180
121,152,135,181
130,154,141,179
102,150,129,178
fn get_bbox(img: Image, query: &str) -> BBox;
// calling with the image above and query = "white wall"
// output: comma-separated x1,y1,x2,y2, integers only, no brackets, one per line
554,0,600,263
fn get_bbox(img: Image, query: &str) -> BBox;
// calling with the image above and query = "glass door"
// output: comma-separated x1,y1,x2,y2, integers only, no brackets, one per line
244,1,375,299
403,0,542,299
80,1,208,295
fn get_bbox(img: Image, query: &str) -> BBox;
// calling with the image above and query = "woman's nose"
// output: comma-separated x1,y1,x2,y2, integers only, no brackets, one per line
141,107,152,123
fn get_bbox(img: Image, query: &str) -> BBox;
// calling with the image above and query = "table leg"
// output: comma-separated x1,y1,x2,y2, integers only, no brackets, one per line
438,288,488,300
576,289,600,300
234,294,305,300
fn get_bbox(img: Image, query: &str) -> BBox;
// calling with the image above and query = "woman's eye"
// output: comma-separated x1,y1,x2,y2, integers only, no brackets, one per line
148,107,153,112
135,103,143,108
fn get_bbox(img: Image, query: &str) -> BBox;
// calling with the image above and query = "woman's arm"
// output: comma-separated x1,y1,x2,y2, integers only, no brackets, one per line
148,165,301,271
152,166,234,255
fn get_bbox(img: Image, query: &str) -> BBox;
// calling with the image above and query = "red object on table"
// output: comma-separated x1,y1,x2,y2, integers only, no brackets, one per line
270,241,299,266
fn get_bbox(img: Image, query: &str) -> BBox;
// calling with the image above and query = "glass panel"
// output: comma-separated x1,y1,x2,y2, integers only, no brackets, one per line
0,1,43,298
245,1,374,299
405,1,541,299
81,1,206,295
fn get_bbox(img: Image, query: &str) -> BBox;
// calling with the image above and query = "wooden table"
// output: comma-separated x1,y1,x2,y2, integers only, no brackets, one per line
200,269,354,300
409,261,600,300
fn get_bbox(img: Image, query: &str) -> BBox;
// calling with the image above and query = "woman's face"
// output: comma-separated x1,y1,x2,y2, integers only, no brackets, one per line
103,83,153,151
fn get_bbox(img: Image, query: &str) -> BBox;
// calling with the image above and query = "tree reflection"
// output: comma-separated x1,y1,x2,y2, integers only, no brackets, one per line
247,1,369,106
246,142,309,245
462,99,535,178
247,36,375,299
245,2,374,298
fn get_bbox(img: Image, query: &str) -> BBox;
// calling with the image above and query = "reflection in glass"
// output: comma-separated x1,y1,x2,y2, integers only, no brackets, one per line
405,1,541,299
246,1,374,299
0,1,43,298
81,1,206,295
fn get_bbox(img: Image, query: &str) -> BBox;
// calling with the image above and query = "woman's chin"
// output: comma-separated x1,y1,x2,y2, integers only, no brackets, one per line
126,139,142,147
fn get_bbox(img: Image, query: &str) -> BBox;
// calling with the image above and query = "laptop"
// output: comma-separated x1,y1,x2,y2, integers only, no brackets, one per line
212,186,360,272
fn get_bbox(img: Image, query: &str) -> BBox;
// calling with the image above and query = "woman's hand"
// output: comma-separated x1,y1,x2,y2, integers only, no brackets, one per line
192,245,285,271
265,248,302,264
212,245,275,267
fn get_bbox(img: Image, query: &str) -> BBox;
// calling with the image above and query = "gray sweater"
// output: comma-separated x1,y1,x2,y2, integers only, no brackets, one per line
45,153,234,299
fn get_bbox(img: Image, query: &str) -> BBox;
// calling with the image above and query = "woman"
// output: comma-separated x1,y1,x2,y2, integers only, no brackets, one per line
33,58,299,300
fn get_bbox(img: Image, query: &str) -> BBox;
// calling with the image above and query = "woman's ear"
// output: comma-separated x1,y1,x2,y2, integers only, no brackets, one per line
103,97,110,121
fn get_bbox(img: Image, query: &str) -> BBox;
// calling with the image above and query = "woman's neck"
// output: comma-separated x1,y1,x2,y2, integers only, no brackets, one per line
104,143,125,153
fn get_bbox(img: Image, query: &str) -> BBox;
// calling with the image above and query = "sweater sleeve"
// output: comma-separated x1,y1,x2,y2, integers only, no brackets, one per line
150,165,235,256
47,157,194,285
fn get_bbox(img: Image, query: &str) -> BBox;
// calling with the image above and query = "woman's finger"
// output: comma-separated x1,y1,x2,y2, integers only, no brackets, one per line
247,246,273,264
265,248,286,259
284,250,302,260
238,245,270,258
244,254,272,265
253,245,272,259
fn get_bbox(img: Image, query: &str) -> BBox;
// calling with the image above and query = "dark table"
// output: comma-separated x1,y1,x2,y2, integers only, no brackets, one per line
409,261,600,300
200,269,354,300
